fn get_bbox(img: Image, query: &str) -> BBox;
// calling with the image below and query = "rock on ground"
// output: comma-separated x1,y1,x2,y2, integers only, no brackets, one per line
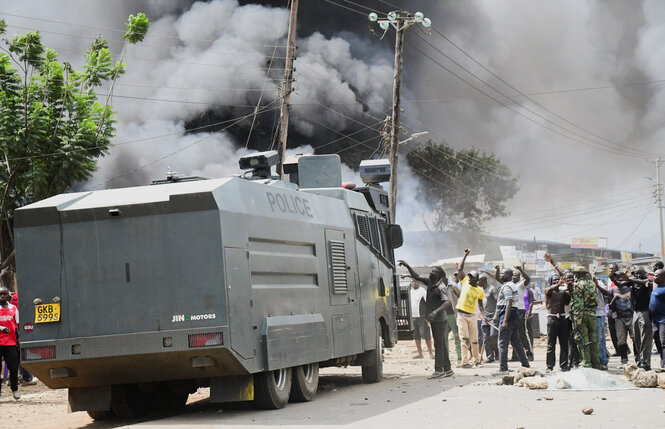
502,375,515,385
624,364,640,381
555,378,571,389
518,377,549,390
517,368,542,377
657,373,665,388
633,370,658,388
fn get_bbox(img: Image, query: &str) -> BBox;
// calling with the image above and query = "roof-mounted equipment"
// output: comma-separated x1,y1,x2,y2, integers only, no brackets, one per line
239,150,279,179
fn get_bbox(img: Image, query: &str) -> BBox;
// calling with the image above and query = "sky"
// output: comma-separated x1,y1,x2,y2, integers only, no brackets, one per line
0,0,663,255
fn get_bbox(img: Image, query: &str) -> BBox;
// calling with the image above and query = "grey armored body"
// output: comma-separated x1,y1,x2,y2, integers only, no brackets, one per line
14,153,404,418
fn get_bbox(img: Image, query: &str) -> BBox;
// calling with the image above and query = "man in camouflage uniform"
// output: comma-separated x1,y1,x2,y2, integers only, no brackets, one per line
570,265,600,368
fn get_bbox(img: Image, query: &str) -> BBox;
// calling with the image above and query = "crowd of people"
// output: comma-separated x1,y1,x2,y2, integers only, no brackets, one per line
401,251,665,379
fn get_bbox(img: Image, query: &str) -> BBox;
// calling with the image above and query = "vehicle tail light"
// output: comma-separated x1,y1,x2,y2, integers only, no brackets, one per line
188,332,223,348
22,345,56,361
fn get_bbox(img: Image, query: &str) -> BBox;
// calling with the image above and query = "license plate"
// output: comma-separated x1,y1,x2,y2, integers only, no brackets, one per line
35,303,61,323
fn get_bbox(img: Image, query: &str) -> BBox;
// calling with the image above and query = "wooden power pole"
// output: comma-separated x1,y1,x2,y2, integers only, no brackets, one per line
388,14,405,223
368,10,431,222
277,0,299,179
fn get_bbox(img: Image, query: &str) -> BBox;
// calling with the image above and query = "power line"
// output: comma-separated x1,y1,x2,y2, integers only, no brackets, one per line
318,120,385,151
15,38,290,73
0,13,287,49
491,191,654,229
246,0,292,148
475,195,654,239
616,206,655,249
488,184,654,221
410,33,654,159
110,83,279,92
338,0,385,14
295,49,514,177
5,102,282,164
428,25,661,158
83,103,281,190
490,194,654,234
320,0,368,16
407,150,507,207
5,24,289,61
375,0,401,9
102,93,270,107
555,203,655,242
408,38,648,160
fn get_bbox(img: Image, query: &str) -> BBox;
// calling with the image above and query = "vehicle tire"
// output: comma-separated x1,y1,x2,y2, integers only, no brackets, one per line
110,384,148,419
86,409,114,420
253,367,293,409
289,363,319,402
362,324,383,384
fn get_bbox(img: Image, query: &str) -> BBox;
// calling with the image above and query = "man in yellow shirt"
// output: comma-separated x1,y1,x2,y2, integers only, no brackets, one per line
457,249,486,368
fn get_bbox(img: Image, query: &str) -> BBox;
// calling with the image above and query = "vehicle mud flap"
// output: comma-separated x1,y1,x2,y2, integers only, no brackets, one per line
68,386,111,413
110,384,149,419
361,323,383,383
210,375,254,403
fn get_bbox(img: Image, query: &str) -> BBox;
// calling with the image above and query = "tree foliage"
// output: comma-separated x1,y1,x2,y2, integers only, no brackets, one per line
405,140,519,232
0,14,149,267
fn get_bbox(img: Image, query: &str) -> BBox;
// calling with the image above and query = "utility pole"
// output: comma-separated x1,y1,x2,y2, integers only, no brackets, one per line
655,157,665,259
368,11,431,222
389,18,405,223
277,0,299,179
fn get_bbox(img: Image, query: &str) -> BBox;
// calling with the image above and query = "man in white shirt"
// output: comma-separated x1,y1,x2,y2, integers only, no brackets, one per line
410,280,433,359
511,266,534,361
493,267,531,374
594,277,609,370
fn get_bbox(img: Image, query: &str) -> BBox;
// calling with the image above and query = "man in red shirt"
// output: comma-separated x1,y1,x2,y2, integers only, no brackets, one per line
0,287,20,399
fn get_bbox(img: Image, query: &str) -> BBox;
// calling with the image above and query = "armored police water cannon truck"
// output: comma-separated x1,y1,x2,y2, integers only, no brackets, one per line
14,152,404,419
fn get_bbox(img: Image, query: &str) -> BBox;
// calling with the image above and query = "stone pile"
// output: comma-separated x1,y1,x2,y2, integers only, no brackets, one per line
623,364,664,388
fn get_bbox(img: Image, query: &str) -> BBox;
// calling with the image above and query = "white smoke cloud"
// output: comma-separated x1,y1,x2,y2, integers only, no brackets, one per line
401,0,665,252
6,0,660,253
90,0,402,190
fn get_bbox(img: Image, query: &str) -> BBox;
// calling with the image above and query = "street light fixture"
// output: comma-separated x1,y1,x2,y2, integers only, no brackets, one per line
399,131,428,145
367,10,432,222
368,10,432,39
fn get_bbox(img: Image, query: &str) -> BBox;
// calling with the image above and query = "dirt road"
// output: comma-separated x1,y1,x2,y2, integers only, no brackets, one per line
2,336,665,428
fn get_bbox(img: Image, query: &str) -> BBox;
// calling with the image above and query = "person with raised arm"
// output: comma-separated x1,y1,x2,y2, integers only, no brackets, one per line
398,260,454,379
455,249,486,368
505,263,534,361
492,265,530,375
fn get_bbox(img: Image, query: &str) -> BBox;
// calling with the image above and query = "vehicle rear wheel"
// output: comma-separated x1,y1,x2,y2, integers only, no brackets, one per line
86,409,114,420
362,324,383,383
289,363,319,402
253,367,292,409
110,384,149,419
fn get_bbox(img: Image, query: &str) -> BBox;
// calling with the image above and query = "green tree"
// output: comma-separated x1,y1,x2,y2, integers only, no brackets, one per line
405,140,519,232
0,14,149,269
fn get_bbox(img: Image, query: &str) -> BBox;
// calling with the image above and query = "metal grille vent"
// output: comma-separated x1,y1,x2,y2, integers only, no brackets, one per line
328,240,348,294
378,219,390,258
355,214,370,243
369,217,381,252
